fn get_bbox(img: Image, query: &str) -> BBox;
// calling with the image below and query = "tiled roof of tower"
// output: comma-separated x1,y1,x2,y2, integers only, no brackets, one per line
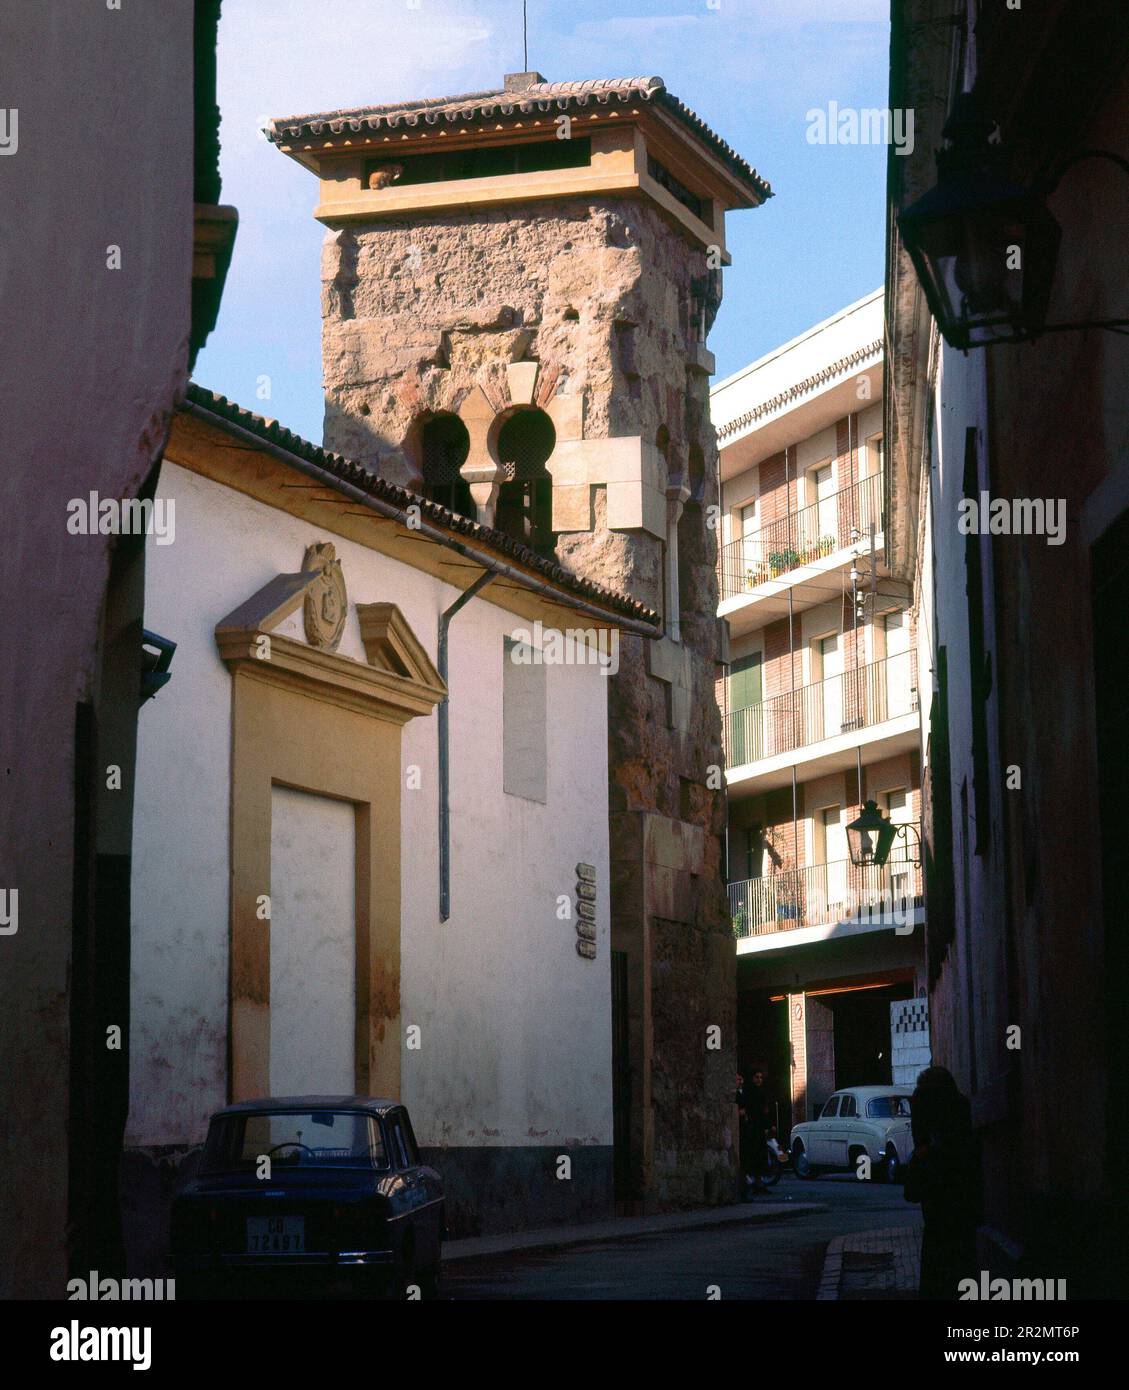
267,75,772,203
182,385,661,628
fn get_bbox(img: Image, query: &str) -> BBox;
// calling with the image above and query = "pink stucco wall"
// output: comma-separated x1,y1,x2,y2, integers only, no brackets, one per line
0,1,195,1297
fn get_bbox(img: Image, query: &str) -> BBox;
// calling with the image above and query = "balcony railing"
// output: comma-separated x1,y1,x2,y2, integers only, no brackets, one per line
726,649,917,769
729,856,923,939
719,471,883,602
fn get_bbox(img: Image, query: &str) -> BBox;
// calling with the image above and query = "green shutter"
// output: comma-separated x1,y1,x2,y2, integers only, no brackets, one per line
729,651,763,710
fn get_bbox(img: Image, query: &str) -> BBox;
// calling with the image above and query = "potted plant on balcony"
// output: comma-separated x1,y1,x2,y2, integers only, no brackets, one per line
767,548,800,577
817,533,836,557
732,907,748,939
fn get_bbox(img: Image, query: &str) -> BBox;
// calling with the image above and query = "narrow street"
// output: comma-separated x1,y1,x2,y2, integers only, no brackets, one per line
7,0,1126,1343
444,1176,922,1300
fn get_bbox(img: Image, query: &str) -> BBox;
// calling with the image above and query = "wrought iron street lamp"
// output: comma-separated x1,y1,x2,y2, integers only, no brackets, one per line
846,800,894,868
898,93,1129,349
846,800,921,869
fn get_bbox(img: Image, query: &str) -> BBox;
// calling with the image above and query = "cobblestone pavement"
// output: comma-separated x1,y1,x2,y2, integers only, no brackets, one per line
818,1224,922,1300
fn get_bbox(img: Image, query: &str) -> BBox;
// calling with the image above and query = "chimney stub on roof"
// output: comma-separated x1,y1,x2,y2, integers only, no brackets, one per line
504,71,547,91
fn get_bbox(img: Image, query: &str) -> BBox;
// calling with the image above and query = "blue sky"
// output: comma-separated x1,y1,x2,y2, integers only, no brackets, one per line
196,0,889,444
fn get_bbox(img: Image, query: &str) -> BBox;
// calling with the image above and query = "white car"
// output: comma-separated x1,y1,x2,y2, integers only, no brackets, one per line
789,1085,913,1183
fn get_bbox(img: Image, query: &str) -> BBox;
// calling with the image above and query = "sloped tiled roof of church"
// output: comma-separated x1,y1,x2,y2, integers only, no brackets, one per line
267,75,772,203
183,384,661,629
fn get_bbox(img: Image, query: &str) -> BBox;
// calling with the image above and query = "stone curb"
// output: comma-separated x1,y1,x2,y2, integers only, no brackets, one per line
817,1232,848,1300
445,1199,829,1263
817,1224,922,1300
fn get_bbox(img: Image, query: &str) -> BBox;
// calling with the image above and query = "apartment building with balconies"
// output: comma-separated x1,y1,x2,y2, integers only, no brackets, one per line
711,291,929,1134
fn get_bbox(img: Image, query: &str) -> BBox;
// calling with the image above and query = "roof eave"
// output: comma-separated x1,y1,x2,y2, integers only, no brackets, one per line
267,79,772,206
178,387,662,636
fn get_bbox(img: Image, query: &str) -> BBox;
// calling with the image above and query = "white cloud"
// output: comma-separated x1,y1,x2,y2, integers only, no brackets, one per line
219,0,495,182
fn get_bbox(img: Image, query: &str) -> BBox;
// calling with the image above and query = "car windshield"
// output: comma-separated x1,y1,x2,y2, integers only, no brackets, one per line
866,1096,912,1119
201,1110,389,1173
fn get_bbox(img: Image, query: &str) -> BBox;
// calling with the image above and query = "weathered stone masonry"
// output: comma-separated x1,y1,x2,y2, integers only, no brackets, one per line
270,72,773,1213
318,197,735,1206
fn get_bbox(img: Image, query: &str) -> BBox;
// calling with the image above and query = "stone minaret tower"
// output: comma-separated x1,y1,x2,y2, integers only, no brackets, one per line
269,73,770,1210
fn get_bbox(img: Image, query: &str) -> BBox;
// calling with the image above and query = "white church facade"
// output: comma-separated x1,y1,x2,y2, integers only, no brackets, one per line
123,386,659,1248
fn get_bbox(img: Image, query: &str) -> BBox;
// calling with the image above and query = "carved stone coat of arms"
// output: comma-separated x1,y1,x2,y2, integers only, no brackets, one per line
302,542,347,651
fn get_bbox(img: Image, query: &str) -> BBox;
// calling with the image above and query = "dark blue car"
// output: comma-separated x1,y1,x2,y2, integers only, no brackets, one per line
171,1096,444,1298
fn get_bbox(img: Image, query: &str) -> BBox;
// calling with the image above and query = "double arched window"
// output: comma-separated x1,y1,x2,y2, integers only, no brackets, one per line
419,413,474,520
492,407,556,552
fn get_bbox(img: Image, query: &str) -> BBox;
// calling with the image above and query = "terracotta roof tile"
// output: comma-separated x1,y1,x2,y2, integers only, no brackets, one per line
268,75,771,203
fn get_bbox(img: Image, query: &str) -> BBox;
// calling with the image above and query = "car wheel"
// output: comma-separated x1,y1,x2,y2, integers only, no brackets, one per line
884,1144,901,1184
792,1140,813,1179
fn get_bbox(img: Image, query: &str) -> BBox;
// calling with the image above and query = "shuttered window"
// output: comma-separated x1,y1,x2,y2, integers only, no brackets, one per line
729,651,762,710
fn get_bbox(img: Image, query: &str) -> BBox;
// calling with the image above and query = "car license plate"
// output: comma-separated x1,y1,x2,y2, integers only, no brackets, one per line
246,1216,305,1254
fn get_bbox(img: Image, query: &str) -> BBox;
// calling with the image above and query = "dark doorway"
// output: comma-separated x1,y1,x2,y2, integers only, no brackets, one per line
829,983,913,1088
736,986,791,1137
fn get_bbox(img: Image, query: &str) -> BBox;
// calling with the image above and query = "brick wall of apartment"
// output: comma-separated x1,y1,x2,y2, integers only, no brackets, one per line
764,785,802,871
762,619,800,700
771,789,802,871
788,993,808,1122
751,415,861,534
823,759,922,826
835,413,860,544
744,598,869,708
804,996,836,1120
728,413,881,549
836,598,866,726
729,785,805,874
729,752,922,879
729,601,916,715
862,750,922,818
835,415,859,483
756,450,792,525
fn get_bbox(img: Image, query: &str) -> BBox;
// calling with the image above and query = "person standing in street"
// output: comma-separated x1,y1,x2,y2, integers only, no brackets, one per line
903,1065,982,1298
746,1068,775,1189
736,1071,754,1197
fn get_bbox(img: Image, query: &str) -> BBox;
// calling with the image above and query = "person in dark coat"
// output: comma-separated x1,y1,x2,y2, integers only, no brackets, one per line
903,1065,982,1299
742,1068,775,1189
736,1072,753,1195
748,1069,773,1140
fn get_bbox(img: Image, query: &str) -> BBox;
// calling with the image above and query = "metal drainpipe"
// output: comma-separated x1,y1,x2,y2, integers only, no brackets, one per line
438,571,495,922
